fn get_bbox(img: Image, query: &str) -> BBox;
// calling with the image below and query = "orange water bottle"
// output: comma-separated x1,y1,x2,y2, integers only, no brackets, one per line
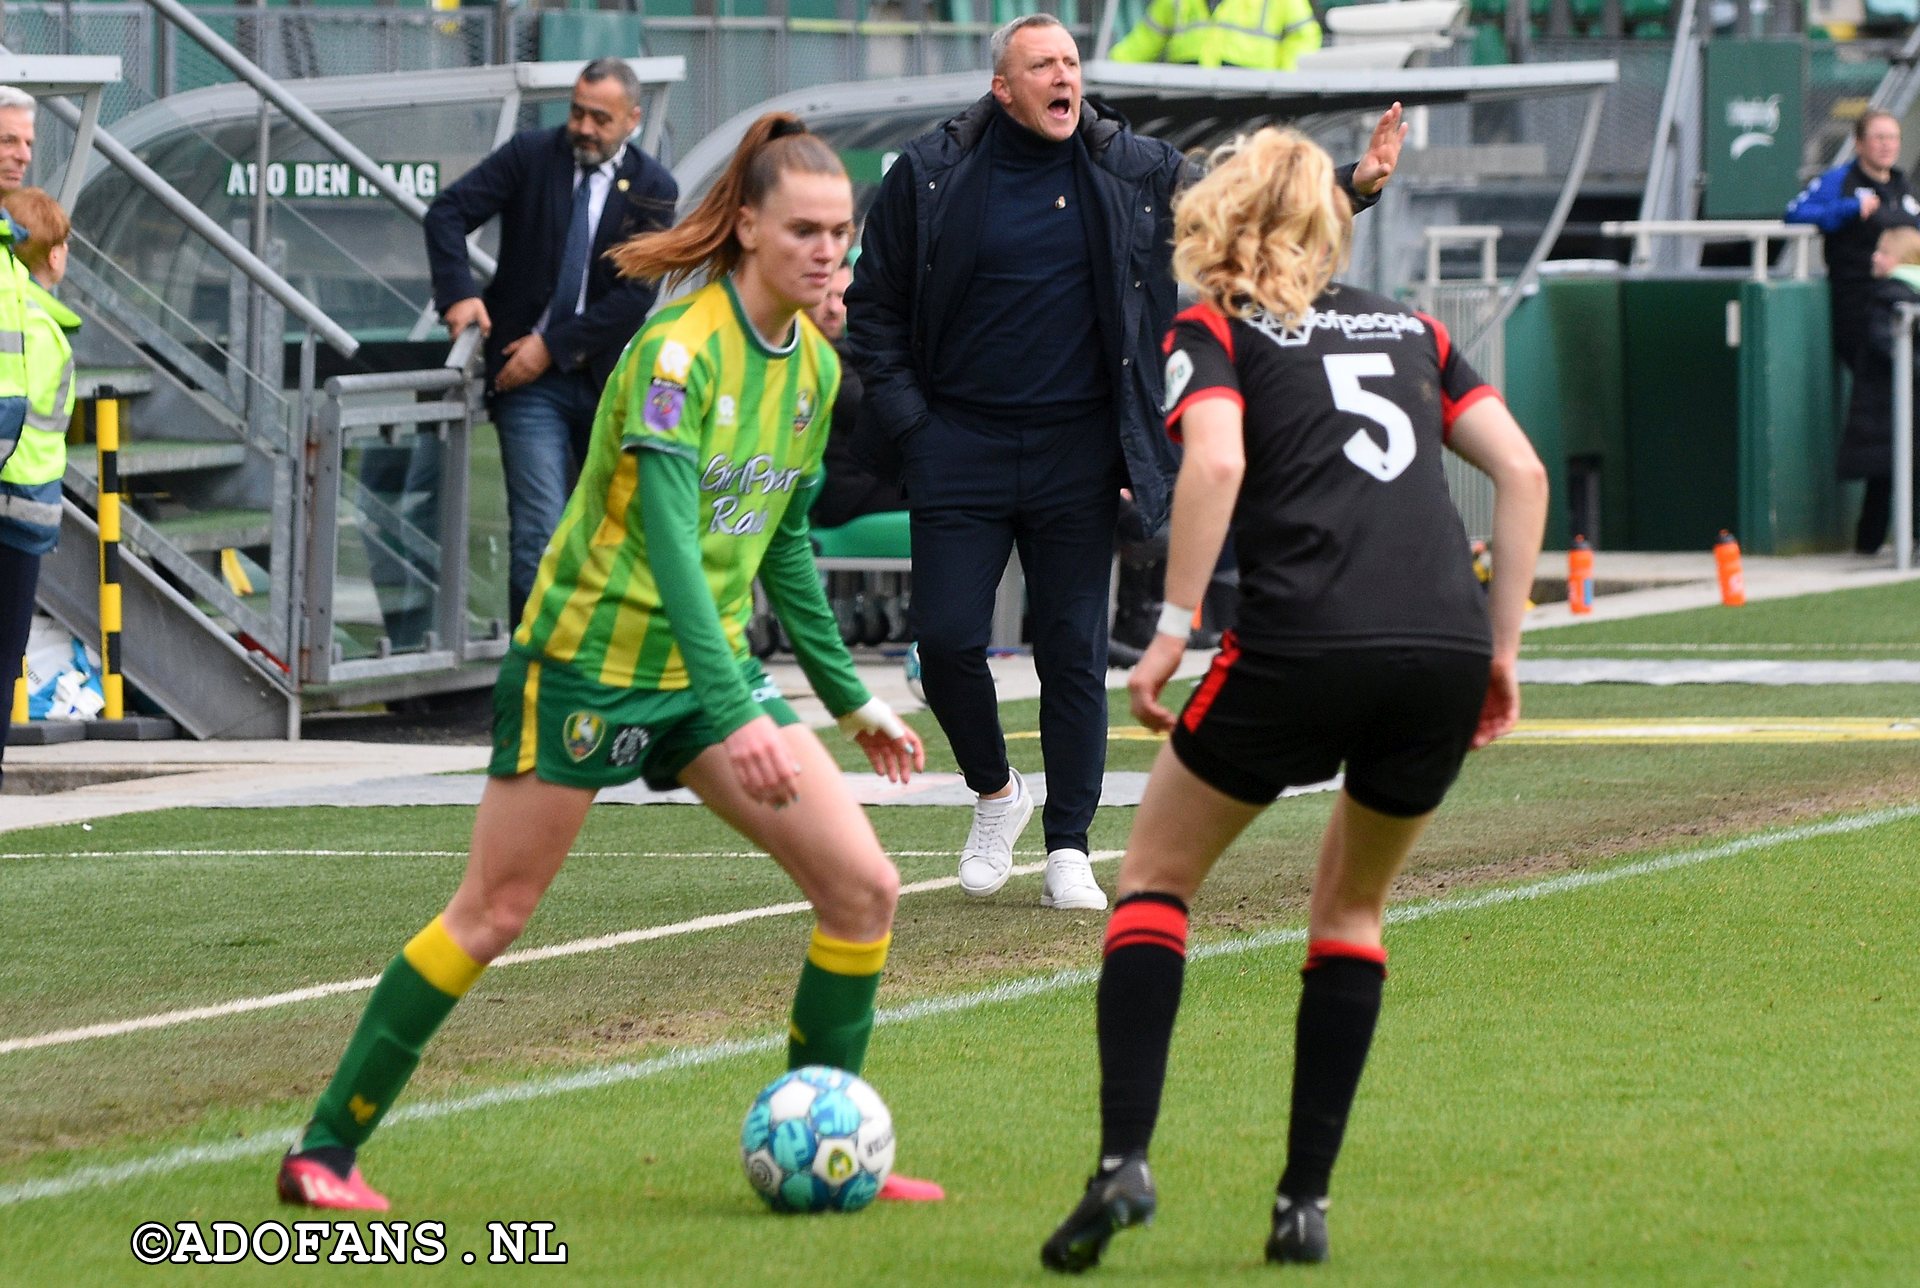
1567,535,1594,614
1715,530,1746,606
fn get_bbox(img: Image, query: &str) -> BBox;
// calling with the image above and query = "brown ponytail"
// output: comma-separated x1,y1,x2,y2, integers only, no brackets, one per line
608,112,846,292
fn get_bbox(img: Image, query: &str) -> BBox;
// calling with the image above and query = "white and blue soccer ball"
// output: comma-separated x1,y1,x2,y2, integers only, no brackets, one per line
740,1065,895,1213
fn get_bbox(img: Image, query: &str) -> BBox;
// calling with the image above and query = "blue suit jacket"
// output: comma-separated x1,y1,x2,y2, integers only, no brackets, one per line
424,126,678,392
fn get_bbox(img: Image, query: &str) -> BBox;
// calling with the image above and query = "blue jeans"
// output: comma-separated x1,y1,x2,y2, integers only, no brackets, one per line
492,369,599,627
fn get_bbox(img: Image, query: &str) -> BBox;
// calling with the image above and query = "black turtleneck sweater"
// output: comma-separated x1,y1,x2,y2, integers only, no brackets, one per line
928,107,1111,426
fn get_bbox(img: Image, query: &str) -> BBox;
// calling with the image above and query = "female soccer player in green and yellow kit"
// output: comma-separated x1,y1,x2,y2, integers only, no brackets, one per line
277,113,942,1211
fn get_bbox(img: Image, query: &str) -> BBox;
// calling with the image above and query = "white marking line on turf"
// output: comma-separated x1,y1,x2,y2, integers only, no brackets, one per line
0,853,1113,1056
1526,642,1920,653
0,849,980,862
5,801,1916,1209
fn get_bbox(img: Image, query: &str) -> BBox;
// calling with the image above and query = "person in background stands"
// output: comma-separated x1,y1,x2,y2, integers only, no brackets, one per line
848,13,1403,913
1838,224,1920,554
808,258,906,531
425,57,678,628
1110,0,1321,71
1786,109,1920,376
0,90,52,791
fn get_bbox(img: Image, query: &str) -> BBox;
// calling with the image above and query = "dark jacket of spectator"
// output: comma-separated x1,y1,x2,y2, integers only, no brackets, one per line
1786,158,1920,368
424,126,678,394
1840,269,1920,480
812,356,907,530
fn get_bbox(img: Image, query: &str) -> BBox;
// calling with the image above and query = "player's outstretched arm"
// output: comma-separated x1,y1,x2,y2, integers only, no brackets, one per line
1448,398,1549,748
1352,102,1406,197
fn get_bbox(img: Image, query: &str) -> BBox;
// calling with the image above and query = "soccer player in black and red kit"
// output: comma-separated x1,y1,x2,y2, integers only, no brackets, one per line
1041,127,1548,1273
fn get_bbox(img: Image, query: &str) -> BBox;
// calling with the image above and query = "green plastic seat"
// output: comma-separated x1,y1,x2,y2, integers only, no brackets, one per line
811,510,911,561
1469,21,1508,63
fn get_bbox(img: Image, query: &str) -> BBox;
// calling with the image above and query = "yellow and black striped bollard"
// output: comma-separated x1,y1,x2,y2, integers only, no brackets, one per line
94,392,124,720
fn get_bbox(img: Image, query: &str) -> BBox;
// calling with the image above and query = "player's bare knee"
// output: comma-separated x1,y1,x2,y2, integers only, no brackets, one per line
828,862,898,940
468,889,542,958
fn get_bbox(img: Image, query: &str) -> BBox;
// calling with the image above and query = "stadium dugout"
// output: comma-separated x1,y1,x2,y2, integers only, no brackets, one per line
674,58,1616,641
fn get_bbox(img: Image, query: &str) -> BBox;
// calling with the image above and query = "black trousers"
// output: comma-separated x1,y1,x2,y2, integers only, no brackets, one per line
905,405,1124,854
0,543,42,786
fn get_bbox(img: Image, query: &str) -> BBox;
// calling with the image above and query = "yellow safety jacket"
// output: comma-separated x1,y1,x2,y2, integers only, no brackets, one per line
0,219,28,400
1110,0,1322,70
0,269,78,556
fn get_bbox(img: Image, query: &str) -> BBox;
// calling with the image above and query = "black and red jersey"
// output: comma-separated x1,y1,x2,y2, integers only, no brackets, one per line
1162,283,1499,656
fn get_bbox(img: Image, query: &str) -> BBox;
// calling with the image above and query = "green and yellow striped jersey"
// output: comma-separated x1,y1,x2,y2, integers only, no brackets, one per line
514,276,840,692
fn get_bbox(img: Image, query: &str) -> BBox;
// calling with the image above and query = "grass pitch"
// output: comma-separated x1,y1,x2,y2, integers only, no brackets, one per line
3,810,1916,1284
3,580,1919,1281
1525,577,1920,660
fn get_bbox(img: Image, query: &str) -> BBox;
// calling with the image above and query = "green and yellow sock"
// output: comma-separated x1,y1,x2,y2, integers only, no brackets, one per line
787,927,888,1075
299,916,485,1153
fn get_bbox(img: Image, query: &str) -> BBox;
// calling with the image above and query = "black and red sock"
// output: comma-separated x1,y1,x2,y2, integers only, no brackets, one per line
1278,939,1387,1201
1095,892,1190,1165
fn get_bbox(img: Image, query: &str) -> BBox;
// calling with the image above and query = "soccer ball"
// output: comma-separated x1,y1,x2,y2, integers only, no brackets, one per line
740,1066,895,1213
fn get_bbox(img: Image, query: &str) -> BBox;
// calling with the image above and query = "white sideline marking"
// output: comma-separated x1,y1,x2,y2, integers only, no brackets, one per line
0,853,1107,1056
1526,642,1920,654
3,802,1916,1208
0,848,975,862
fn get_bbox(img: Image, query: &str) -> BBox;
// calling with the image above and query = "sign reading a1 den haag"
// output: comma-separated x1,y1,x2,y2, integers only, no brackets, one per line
223,160,440,201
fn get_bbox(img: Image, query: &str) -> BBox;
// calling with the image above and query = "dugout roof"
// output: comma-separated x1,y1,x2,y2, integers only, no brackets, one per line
672,60,1619,200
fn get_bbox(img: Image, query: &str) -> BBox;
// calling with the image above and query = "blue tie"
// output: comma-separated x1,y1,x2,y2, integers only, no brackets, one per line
546,166,593,328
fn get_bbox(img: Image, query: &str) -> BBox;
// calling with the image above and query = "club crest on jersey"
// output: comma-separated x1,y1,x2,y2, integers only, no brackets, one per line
1164,349,1194,411
644,379,686,435
793,387,815,435
562,712,606,762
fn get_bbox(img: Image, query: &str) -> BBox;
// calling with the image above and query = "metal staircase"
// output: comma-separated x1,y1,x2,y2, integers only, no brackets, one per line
7,3,683,738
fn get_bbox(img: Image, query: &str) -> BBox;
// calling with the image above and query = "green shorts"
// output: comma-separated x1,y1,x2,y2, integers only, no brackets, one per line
488,651,800,791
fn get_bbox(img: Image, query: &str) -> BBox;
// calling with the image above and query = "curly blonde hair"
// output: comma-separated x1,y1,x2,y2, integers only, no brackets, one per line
1171,128,1351,324
1880,224,1920,268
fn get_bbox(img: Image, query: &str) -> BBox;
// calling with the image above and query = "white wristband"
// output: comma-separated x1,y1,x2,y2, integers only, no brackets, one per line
1156,602,1197,640
836,696,908,741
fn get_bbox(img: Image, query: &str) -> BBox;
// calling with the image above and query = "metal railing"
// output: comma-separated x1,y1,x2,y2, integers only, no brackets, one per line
1599,220,1820,281
303,366,495,687
1890,302,1917,573
1418,225,1504,541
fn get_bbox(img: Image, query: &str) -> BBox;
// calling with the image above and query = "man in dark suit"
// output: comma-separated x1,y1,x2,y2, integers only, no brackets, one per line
425,57,678,626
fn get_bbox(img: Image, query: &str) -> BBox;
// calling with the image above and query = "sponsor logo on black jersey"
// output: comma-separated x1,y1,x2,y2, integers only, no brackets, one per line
1252,308,1427,348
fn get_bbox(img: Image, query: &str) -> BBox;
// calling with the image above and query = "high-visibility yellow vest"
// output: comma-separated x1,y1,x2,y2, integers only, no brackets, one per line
1110,0,1322,70
0,219,29,400
0,267,76,554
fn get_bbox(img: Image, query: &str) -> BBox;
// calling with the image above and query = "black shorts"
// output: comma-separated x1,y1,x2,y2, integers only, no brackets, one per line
1170,639,1490,817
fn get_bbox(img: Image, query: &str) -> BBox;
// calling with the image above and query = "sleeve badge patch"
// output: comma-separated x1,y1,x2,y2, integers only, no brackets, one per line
644,379,687,435
1163,349,1193,412
656,339,692,381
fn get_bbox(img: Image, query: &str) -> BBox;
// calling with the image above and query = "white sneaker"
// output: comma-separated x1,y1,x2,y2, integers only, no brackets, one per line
1042,848,1108,911
957,769,1034,897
